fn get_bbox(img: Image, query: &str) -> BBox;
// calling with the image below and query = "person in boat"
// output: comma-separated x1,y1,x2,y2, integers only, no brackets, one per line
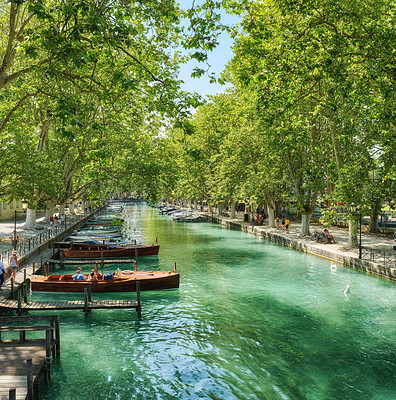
73,267,86,281
88,269,98,281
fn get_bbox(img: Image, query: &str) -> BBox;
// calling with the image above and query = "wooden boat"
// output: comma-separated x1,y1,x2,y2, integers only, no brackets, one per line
30,271,179,293
63,244,160,258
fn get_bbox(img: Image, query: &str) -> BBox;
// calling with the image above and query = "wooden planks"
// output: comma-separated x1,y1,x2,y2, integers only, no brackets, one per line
0,299,138,311
0,341,46,400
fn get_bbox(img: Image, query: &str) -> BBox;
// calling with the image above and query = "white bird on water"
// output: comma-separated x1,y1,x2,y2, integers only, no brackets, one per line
331,262,337,271
343,285,350,295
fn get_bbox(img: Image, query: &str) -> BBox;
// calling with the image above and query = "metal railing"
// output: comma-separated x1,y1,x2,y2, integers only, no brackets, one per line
361,246,396,269
1,214,86,267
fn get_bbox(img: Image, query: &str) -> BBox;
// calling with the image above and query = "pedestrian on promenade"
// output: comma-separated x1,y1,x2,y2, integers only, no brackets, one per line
11,231,19,247
276,217,280,229
9,250,19,280
61,214,65,226
0,255,6,289
285,217,290,233
281,217,285,230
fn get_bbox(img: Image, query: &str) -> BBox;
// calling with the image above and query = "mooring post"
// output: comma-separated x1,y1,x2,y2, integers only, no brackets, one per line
55,315,60,357
136,281,141,317
45,329,51,381
100,249,104,267
27,358,33,400
9,387,16,400
10,278,14,298
83,288,89,315
23,281,27,303
134,261,138,271
94,263,98,273
32,261,35,275
17,290,22,315
135,248,138,266
87,283,92,302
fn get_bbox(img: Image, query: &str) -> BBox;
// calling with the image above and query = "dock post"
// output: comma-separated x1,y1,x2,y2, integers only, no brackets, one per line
27,358,33,400
41,256,43,269
135,248,138,267
23,282,27,304
83,288,89,315
94,263,98,273
60,249,64,268
23,270,27,303
136,281,141,318
100,249,104,267
9,387,16,400
32,262,35,275
45,329,51,381
10,278,14,298
55,315,60,357
87,283,92,302
17,290,22,316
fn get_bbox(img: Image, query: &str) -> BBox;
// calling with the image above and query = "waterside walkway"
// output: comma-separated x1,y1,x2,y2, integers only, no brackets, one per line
198,209,396,281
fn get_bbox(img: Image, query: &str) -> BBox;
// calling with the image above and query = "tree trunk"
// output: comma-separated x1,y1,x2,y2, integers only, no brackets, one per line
59,204,65,216
230,202,236,219
267,204,275,228
69,201,76,215
348,219,358,248
300,214,311,237
44,204,54,222
368,204,379,233
193,199,197,210
23,208,36,229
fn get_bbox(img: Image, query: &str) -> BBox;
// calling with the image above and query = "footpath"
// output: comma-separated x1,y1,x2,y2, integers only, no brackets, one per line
199,209,396,281
0,211,90,297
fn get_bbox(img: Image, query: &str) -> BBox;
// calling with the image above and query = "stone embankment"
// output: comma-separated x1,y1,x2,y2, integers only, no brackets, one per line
204,212,396,282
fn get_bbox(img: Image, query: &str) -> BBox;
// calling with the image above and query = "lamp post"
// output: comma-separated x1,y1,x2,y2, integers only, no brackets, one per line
350,202,362,259
12,198,28,250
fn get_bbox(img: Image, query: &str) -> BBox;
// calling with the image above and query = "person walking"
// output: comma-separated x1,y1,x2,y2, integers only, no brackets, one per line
11,231,20,247
0,255,6,289
285,217,290,233
61,214,65,226
9,250,19,281
276,217,280,229
281,217,285,230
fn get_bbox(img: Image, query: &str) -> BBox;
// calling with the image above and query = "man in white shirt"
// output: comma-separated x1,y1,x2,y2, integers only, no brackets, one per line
0,255,7,289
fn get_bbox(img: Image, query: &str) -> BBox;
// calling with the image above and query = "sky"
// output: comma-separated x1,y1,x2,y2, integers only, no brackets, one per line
177,1,241,99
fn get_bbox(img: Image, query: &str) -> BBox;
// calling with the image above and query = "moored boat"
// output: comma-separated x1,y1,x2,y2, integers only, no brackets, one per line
30,271,179,293
62,244,159,258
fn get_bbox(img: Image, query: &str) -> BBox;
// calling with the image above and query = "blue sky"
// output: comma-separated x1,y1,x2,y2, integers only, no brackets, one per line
177,1,240,99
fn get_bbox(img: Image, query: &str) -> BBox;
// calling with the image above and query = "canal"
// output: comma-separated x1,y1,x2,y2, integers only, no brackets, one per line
33,204,395,399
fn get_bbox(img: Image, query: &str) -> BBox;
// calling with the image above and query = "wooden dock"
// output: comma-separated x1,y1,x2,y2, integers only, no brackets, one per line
0,315,60,400
0,298,140,312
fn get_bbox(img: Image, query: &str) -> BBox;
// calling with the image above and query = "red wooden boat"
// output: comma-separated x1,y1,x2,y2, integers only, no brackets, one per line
30,271,179,293
63,244,159,258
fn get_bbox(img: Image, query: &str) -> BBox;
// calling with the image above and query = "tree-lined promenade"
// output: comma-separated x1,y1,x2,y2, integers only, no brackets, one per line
1,1,395,247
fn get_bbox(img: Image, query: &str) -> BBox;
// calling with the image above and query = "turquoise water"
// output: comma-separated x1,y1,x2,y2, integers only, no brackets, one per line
31,205,395,399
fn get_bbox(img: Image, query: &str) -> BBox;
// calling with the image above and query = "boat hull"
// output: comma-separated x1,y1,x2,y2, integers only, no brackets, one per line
63,244,159,258
31,272,179,293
